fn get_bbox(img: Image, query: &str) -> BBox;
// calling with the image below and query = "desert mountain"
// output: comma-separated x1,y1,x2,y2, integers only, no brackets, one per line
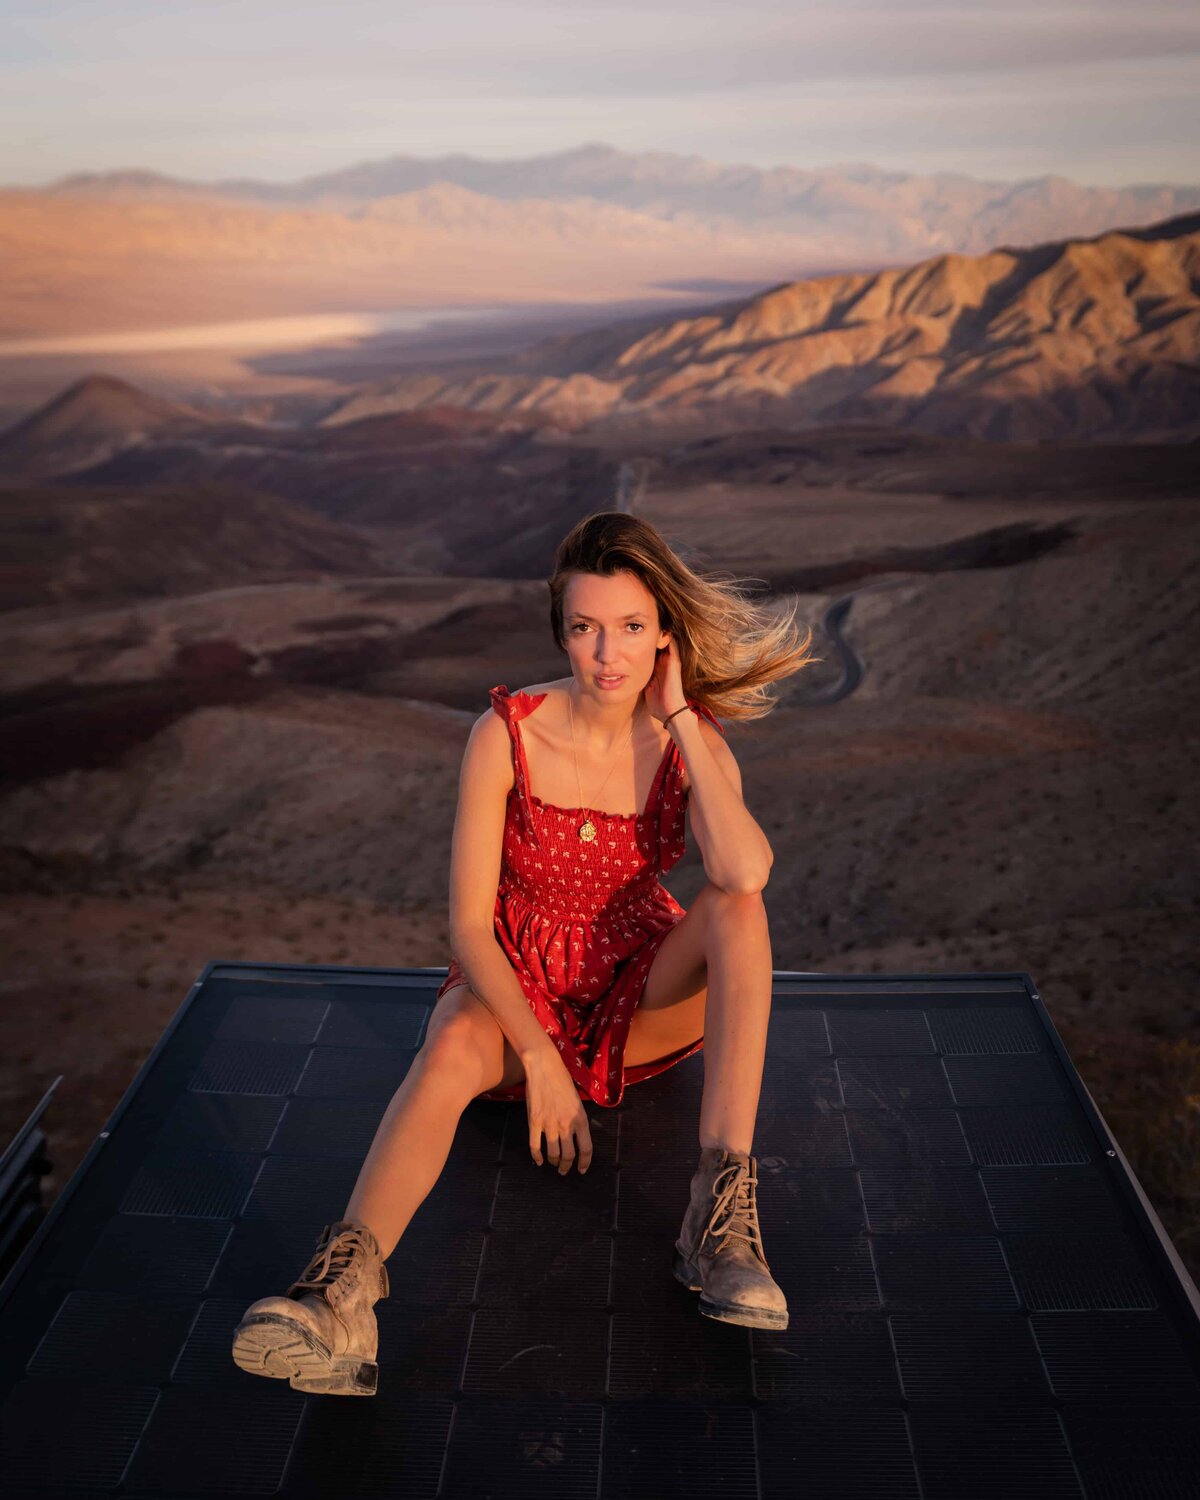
0,376,620,597
0,375,217,477
319,211,1200,443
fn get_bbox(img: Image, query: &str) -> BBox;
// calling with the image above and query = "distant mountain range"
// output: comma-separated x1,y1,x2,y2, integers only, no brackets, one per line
5,144,1197,350
47,142,1200,258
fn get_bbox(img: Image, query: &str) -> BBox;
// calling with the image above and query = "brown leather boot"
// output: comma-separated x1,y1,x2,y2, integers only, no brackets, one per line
671,1146,788,1330
230,1219,390,1396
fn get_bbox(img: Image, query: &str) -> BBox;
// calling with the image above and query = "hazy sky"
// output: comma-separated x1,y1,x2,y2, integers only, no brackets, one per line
3,0,1198,187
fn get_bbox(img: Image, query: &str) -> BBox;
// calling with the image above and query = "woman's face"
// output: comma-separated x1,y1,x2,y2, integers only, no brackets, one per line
562,570,671,700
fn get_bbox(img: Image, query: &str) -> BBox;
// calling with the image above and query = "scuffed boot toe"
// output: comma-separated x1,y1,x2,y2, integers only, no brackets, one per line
231,1293,380,1396
230,1219,389,1397
698,1262,789,1330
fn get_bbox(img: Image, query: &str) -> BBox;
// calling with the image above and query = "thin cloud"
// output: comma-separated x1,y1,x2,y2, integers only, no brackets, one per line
0,1,1196,186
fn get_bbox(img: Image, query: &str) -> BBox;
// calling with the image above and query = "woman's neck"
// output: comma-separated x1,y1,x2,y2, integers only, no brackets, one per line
564,679,645,753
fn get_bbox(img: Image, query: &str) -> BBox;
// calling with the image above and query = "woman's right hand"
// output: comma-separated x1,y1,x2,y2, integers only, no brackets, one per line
522,1048,594,1175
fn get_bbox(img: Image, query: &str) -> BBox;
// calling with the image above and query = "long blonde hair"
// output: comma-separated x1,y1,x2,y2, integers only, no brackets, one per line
548,511,819,723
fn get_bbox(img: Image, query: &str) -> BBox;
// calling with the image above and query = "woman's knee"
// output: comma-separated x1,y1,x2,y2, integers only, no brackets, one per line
419,988,505,1092
696,882,768,924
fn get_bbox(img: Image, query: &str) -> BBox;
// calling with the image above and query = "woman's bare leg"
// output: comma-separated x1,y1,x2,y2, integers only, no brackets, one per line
699,890,772,1154
342,985,524,1259
627,884,773,1155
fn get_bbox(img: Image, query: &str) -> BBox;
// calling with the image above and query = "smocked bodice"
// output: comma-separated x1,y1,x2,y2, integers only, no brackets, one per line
490,682,721,922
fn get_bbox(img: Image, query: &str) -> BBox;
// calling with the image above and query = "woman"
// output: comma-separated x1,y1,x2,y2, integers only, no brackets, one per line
231,511,817,1396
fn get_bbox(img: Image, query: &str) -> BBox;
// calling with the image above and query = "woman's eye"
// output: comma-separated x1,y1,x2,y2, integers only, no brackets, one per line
569,623,643,633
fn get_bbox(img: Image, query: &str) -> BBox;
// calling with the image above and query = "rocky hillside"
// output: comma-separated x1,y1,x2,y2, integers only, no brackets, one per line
0,478,389,611
321,211,1200,443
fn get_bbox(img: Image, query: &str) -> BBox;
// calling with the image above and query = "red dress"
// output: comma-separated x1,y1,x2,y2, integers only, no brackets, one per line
436,682,725,1107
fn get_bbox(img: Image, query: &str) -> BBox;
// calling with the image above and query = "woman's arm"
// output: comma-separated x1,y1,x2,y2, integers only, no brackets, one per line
447,710,561,1064
450,931,556,1064
672,713,773,894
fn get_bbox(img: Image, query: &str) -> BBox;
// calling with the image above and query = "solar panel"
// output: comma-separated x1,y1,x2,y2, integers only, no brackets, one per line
1,962,1197,1498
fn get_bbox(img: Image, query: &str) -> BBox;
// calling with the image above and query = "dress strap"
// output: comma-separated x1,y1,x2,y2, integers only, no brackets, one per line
686,697,726,736
489,684,545,847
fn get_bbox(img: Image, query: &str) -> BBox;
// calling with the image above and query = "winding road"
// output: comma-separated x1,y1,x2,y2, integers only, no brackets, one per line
804,576,913,704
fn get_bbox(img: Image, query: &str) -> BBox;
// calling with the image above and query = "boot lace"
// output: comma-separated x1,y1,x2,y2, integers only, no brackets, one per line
287,1224,375,1298
704,1159,767,1264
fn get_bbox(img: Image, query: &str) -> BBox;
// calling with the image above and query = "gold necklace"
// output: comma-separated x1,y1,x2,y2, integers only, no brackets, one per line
567,686,641,843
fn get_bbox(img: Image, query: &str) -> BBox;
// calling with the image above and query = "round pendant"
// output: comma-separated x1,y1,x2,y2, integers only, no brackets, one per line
577,818,598,842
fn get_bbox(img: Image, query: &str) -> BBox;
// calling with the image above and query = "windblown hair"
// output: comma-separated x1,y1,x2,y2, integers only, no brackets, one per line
548,511,820,723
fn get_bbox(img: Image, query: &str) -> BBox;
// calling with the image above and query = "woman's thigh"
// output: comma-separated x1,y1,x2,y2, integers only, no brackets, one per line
623,884,769,1067
427,981,528,1095
622,892,712,1068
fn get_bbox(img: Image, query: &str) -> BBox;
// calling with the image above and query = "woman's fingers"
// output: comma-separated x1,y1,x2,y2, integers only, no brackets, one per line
528,1125,563,1168
525,1058,596,1173
528,1107,594,1175
530,1127,594,1174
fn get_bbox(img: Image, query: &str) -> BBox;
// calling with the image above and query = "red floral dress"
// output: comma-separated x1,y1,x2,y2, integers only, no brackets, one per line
436,682,725,1107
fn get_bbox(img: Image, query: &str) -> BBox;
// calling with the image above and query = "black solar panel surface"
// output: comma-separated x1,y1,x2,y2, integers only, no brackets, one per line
1,964,1198,1499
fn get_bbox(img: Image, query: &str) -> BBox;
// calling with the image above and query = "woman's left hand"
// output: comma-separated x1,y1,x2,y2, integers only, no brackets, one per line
644,634,687,725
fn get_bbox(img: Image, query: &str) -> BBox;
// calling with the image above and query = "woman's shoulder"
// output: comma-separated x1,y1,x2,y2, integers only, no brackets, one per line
513,676,569,699
487,678,564,715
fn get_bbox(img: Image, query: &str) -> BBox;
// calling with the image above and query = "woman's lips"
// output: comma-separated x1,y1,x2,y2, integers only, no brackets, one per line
595,673,625,686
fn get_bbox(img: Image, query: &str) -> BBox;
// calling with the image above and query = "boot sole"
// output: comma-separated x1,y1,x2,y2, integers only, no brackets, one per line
671,1249,789,1330
231,1313,379,1396
698,1296,789,1331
